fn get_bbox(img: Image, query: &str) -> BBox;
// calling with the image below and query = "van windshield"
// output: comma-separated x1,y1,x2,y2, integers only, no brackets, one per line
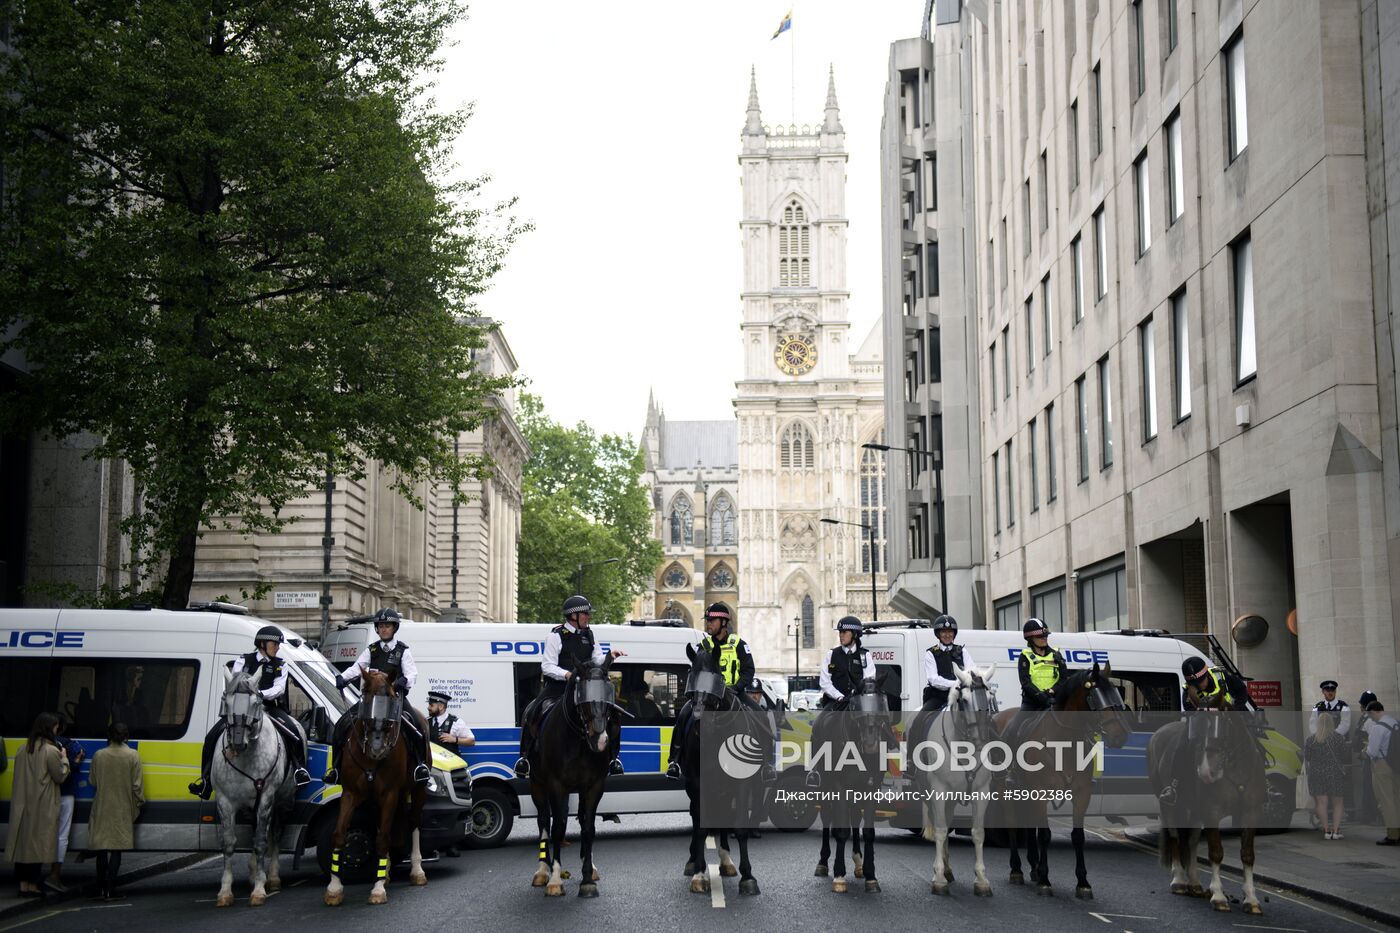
293,658,356,716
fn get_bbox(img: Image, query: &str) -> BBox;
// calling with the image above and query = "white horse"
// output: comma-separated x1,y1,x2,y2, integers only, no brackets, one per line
913,663,999,897
211,672,300,907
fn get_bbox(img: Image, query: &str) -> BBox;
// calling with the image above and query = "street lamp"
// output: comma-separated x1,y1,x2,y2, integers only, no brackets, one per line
575,557,620,596
863,441,948,616
787,615,801,681
820,517,877,622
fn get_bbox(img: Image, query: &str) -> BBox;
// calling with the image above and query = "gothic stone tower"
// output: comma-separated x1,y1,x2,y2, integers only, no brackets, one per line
735,68,888,678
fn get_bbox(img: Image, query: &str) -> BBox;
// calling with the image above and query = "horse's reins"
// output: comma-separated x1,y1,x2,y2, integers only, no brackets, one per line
221,712,286,810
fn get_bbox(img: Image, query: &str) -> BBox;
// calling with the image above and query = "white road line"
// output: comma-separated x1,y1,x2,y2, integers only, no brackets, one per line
0,903,130,933
704,834,724,909
1230,924,1306,932
1088,913,1156,923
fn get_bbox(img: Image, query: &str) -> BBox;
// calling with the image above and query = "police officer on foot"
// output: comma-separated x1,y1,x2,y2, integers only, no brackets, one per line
427,692,475,750
666,603,755,779
325,608,431,786
515,595,627,779
189,626,311,798
1310,680,1352,737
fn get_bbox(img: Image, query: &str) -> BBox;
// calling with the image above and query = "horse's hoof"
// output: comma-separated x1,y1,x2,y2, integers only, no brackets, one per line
1212,899,1231,912
947,869,955,883
690,876,708,894
590,868,599,882
683,861,695,876
560,870,572,880
854,865,864,879
1190,884,1208,898
1036,884,1054,897
545,883,565,897
831,877,848,893
814,864,828,877
974,882,993,897
866,880,882,894
1170,882,1190,896
323,891,343,908
578,883,599,898
1243,902,1262,916
1008,871,1024,886
931,882,950,896
265,878,281,893
1075,885,1093,900
739,878,760,896
720,863,738,878
410,870,427,887
368,891,388,906
216,892,234,908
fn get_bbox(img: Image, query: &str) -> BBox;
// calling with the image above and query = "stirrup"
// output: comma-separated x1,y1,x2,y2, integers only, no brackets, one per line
189,778,213,800
413,764,430,785
666,761,682,780
1158,782,1178,806
293,767,311,787
513,757,531,779
608,759,625,776
805,770,822,789
323,767,340,786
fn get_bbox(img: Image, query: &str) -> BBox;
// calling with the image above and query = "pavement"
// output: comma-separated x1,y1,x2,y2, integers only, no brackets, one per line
1125,810,1400,927
0,813,1391,933
0,851,211,922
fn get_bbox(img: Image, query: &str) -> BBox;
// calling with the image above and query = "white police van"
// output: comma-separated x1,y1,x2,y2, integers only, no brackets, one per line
857,623,1301,827
321,618,703,848
0,606,472,880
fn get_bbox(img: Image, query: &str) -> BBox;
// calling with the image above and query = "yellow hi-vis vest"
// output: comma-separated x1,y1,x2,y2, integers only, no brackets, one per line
1021,647,1061,691
702,636,742,687
1196,668,1234,707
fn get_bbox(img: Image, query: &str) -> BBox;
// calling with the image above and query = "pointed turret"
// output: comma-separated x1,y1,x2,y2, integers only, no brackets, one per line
744,66,765,136
823,64,843,134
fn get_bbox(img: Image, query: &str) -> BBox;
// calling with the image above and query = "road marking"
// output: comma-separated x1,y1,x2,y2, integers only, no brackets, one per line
1089,913,1156,923
0,903,130,933
193,889,281,903
704,834,724,909
1231,925,1305,932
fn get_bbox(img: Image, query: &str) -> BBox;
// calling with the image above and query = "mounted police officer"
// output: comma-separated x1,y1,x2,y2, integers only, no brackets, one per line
1158,655,1252,806
427,691,475,750
514,595,627,779
324,608,431,786
818,616,877,711
922,615,977,712
189,626,311,799
1309,679,1352,737
666,603,757,779
1001,618,1068,753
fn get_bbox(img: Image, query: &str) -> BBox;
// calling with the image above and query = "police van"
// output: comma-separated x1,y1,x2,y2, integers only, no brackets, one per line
321,619,703,848
0,606,472,879
856,623,1302,827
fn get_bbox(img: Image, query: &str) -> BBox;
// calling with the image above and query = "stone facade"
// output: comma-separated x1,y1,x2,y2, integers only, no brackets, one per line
879,0,1400,710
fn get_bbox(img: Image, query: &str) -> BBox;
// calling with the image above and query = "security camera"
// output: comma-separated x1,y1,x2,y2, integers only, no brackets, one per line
1070,571,1080,581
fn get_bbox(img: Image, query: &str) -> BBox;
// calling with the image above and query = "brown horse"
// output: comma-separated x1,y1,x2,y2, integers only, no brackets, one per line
323,667,428,906
1147,686,1266,914
993,663,1132,899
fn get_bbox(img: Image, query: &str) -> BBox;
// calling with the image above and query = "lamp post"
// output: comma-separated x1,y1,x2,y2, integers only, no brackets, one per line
864,442,948,615
820,517,877,622
787,616,801,681
574,557,620,597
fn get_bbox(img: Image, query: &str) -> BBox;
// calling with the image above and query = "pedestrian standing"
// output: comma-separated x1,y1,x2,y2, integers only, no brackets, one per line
1353,690,1380,823
87,722,143,901
1304,711,1349,839
48,719,85,892
1361,701,1400,845
3,713,70,898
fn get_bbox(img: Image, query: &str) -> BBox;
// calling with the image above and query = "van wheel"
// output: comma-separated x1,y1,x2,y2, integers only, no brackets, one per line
315,809,377,883
464,788,514,849
1261,775,1295,832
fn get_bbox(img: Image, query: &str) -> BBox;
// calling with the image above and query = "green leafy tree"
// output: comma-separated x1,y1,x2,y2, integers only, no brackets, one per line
0,0,523,607
517,393,662,625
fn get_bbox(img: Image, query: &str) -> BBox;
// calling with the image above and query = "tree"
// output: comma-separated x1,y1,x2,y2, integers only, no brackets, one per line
517,393,662,625
0,0,522,607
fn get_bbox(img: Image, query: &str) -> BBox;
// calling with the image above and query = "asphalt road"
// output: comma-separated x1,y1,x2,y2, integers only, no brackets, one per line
3,815,1387,933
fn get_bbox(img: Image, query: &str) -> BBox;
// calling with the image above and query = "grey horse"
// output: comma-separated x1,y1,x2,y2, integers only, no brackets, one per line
211,671,300,907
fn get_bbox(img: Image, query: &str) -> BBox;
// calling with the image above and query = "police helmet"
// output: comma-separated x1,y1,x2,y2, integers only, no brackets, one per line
1022,618,1050,640
836,615,863,636
254,625,284,650
1181,656,1210,683
705,603,732,624
746,678,764,693
933,614,958,635
562,595,592,618
373,608,402,633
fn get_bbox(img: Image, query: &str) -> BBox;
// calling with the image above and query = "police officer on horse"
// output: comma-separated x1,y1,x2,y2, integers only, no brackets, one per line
666,603,758,779
324,608,431,786
514,595,627,779
818,616,877,711
189,626,311,799
921,615,977,712
1158,655,1252,806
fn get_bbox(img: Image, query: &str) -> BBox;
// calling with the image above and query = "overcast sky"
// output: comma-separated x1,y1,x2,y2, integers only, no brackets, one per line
441,1,923,440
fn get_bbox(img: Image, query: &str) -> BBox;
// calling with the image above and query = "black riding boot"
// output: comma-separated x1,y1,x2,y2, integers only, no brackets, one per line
323,713,353,785
667,701,694,779
188,723,226,799
402,713,430,784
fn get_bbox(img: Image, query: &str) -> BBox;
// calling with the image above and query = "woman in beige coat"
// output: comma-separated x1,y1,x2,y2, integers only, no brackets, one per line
87,722,144,900
4,713,69,898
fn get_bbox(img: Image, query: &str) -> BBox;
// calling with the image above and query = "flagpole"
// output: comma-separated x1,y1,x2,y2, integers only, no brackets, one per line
790,3,796,126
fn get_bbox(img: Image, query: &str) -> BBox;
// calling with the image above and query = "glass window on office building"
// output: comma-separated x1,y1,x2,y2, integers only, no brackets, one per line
1165,112,1184,224
1031,580,1066,632
1225,32,1248,160
992,449,1001,534
1171,289,1192,420
1071,234,1085,324
1075,375,1089,483
1078,562,1128,631
1098,355,1114,468
1140,318,1158,441
1233,233,1256,383
995,596,1023,632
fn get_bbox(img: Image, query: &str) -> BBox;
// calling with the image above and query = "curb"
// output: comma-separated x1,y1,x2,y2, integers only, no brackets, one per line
0,852,211,922
1123,830,1400,928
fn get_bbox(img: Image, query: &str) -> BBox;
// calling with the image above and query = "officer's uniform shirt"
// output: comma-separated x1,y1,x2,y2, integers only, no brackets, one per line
819,643,877,701
1310,698,1352,737
232,650,289,703
925,642,978,693
429,711,475,745
541,622,605,682
345,638,419,691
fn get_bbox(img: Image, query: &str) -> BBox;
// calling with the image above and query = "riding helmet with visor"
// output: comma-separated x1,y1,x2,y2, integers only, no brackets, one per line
1181,656,1210,684
373,607,402,634
254,625,283,651
1022,618,1050,640
704,603,731,624
933,614,958,635
562,594,592,619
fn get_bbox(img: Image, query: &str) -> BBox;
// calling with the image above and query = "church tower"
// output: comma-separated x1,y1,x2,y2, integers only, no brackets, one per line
735,68,889,678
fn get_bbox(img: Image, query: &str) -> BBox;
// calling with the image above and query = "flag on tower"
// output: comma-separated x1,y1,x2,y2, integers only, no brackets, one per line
772,10,792,39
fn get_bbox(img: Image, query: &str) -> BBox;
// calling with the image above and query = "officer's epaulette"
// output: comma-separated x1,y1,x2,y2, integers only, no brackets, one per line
552,624,567,634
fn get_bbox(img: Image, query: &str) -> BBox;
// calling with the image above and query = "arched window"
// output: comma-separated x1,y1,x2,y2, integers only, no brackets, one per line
662,562,689,590
780,422,815,470
779,200,812,287
860,435,887,574
708,493,736,546
801,595,815,649
669,494,693,546
662,602,692,625
707,562,735,590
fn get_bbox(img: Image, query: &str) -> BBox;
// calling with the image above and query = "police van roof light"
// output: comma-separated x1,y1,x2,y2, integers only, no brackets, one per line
186,601,250,615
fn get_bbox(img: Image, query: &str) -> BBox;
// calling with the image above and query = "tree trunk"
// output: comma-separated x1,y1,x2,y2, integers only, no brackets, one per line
160,524,202,609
